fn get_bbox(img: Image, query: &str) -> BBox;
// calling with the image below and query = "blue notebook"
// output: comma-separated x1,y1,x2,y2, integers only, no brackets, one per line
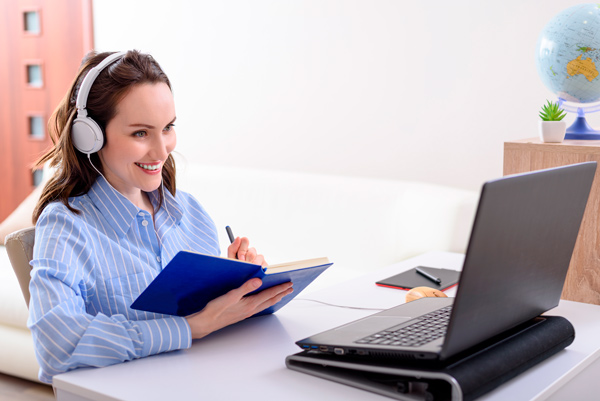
131,252,331,317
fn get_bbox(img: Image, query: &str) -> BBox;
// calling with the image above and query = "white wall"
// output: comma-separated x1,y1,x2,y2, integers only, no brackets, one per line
93,0,595,191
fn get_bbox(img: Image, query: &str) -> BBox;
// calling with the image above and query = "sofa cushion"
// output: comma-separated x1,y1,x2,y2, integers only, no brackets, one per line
0,247,29,329
176,164,478,289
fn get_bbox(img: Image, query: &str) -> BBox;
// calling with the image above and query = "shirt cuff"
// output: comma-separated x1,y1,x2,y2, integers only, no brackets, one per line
135,316,192,357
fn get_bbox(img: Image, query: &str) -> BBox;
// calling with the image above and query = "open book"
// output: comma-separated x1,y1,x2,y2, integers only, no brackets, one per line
131,251,332,316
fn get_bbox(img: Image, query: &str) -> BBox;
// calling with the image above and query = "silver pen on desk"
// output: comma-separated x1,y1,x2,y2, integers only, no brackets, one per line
415,267,442,284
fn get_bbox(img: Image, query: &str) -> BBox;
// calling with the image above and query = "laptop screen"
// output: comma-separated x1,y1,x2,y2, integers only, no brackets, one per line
441,162,596,359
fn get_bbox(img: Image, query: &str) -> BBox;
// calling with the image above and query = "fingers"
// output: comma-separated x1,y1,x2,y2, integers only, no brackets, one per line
246,281,293,307
253,282,294,311
237,237,250,261
251,254,268,267
233,280,293,311
245,248,268,266
227,237,250,260
186,279,263,338
235,278,291,296
186,280,293,339
227,236,241,259
227,237,249,260
237,278,263,296
246,247,257,261
226,237,266,264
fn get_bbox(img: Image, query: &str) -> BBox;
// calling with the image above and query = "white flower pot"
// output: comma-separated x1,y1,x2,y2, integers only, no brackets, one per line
538,121,566,143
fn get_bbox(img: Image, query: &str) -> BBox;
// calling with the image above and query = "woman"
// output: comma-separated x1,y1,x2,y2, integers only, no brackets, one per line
28,50,293,383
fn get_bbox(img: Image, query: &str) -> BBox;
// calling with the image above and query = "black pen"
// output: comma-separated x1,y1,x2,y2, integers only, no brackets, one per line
226,226,235,244
415,267,442,285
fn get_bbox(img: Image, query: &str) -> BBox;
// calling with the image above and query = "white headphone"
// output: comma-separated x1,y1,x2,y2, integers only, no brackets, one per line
71,51,127,154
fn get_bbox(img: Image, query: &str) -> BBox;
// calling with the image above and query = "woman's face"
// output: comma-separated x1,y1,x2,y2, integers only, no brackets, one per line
99,82,176,203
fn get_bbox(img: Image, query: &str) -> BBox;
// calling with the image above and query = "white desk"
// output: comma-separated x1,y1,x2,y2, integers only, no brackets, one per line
52,252,600,400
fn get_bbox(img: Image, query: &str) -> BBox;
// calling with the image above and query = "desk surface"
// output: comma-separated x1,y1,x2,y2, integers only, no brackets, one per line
52,252,600,401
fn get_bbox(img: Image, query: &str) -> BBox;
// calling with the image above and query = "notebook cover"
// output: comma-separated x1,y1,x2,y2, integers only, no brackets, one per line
130,251,331,316
376,266,460,291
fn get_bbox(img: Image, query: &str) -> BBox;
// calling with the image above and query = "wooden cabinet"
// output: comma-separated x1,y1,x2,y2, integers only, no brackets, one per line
504,138,600,305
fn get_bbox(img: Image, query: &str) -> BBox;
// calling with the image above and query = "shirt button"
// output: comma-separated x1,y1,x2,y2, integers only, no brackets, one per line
138,212,145,217
156,256,161,263
142,220,149,227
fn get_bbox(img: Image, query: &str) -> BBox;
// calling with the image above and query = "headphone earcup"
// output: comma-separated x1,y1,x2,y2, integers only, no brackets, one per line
72,116,104,154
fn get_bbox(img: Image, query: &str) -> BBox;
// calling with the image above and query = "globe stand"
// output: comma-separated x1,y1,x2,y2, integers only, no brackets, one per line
558,99,600,140
565,116,600,139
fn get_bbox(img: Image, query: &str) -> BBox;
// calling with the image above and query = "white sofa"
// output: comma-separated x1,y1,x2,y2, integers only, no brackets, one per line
0,164,478,382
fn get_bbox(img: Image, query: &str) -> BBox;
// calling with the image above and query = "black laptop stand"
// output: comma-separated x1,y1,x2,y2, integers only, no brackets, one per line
286,315,574,401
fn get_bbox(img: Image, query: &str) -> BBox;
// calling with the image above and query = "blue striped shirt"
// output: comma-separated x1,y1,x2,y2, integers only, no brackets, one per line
28,176,220,383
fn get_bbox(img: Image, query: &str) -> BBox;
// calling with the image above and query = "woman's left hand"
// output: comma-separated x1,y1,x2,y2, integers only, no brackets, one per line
227,236,267,266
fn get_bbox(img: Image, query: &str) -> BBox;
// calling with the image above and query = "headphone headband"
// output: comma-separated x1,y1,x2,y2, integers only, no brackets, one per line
76,51,127,113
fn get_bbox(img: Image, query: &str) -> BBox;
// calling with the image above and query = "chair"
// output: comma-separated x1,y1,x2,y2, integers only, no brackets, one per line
5,227,35,307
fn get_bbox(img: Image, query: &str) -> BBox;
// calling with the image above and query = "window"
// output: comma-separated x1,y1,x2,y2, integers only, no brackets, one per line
23,11,41,34
28,116,45,138
32,170,44,187
26,64,43,87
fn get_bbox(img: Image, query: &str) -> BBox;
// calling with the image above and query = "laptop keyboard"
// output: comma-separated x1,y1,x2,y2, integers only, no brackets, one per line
355,305,452,347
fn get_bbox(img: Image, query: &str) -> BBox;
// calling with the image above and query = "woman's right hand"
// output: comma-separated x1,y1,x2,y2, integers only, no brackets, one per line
185,278,293,339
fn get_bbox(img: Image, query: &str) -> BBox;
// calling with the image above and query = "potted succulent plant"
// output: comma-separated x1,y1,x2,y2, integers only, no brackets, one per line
538,100,567,143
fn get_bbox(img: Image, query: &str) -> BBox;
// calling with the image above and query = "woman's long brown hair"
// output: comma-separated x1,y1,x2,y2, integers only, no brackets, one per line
33,50,176,223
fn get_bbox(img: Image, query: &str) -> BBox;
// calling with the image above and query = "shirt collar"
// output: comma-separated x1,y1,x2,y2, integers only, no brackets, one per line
87,176,139,238
87,176,184,238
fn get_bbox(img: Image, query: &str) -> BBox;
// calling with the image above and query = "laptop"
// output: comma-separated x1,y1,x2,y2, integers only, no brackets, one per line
296,162,596,361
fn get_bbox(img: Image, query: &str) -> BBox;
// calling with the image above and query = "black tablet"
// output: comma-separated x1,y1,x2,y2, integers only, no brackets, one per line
376,266,460,291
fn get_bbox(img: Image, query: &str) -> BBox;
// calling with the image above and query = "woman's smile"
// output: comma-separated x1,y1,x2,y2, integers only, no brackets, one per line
135,161,162,174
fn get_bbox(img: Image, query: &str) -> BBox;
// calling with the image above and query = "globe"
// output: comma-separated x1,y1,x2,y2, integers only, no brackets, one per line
536,4,600,103
536,3,600,138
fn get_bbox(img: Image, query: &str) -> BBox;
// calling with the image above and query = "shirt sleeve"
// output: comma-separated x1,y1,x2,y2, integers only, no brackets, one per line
28,205,192,384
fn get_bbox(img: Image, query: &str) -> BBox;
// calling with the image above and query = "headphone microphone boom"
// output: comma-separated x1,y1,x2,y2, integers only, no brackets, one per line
71,51,127,154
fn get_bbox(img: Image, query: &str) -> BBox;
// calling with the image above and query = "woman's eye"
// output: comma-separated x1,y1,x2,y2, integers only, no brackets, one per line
133,131,147,138
164,123,175,132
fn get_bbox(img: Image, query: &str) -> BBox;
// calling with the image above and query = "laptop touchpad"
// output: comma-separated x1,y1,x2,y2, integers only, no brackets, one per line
333,316,411,336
